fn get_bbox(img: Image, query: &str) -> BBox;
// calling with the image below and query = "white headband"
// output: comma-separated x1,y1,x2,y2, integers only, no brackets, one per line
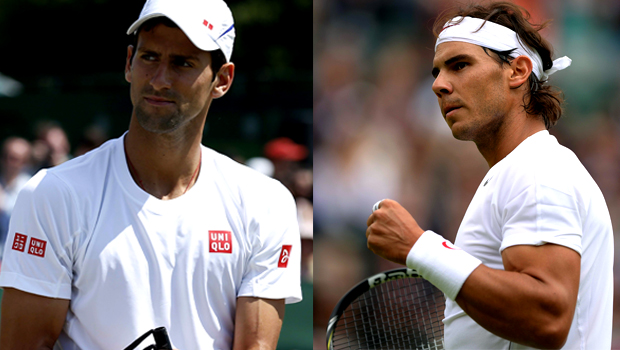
435,16,571,81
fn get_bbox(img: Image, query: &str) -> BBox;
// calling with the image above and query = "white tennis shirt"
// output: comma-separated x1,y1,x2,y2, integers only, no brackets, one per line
0,135,302,350
443,131,613,349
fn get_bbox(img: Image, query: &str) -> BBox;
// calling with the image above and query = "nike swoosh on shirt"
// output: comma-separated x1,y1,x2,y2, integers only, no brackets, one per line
483,176,493,186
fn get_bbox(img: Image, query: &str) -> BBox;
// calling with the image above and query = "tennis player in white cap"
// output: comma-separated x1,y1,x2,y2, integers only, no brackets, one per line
366,2,612,349
0,0,302,349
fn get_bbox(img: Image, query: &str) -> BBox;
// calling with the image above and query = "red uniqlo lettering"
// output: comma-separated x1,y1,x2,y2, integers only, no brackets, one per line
278,245,292,268
12,233,27,252
28,238,47,258
209,230,232,254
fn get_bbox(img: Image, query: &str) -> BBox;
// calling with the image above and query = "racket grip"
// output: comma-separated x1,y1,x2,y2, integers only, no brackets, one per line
153,327,172,350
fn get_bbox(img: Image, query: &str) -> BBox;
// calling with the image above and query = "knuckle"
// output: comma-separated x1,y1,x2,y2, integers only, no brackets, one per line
367,234,379,247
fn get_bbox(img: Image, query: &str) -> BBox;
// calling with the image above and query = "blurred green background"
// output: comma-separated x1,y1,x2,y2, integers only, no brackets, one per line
0,0,312,158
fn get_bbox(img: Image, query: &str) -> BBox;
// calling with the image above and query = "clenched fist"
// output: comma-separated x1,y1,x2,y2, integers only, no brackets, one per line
366,199,426,265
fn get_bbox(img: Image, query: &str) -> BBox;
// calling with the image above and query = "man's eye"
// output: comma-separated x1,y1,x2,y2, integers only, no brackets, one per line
141,54,156,61
455,62,467,70
178,60,192,67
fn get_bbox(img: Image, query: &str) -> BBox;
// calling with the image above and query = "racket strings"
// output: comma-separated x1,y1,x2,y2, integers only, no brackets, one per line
331,277,445,349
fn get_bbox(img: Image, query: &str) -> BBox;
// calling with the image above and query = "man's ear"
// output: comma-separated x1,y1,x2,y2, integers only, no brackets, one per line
125,45,134,83
509,55,533,89
211,62,235,99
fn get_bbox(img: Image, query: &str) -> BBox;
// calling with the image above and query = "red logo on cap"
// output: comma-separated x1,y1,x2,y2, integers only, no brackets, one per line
209,230,232,254
28,238,47,258
278,245,292,268
203,20,213,30
12,233,27,252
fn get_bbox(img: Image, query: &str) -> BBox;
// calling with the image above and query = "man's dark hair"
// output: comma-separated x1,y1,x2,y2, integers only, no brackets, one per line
433,2,564,129
129,17,227,81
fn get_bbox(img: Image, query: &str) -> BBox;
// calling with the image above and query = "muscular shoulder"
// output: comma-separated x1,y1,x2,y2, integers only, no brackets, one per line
16,138,121,222
489,131,605,231
203,146,295,206
497,132,593,193
44,138,119,191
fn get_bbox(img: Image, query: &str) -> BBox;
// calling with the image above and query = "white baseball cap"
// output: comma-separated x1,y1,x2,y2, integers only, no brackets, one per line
127,0,235,62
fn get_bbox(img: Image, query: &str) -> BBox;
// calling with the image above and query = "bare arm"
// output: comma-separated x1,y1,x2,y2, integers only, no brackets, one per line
232,297,285,350
456,244,579,349
366,199,580,349
0,287,69,349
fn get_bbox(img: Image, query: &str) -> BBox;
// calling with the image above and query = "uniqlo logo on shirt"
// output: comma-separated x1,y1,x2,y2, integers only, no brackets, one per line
12,233,27,252
278,245,292,268
209,230,232,254
28,238,47,258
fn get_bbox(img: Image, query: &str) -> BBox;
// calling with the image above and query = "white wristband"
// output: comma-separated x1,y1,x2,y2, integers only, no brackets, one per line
406,230,482,300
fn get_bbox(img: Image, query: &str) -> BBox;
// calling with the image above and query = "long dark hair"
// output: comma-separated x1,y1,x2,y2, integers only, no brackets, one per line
433,2,564,129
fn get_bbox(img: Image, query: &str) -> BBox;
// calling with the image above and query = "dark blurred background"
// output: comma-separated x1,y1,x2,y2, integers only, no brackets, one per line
314,0,620,348
0,0,312,349
0,0,312,154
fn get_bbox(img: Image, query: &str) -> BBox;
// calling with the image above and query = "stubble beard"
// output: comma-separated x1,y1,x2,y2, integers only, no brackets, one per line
453,111,505,142
134,102,185,134
452,79,507,147
451,104,507,159
132,84,187,134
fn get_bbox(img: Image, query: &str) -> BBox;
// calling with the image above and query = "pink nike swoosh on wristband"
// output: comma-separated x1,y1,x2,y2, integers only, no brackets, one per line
442,241,460,250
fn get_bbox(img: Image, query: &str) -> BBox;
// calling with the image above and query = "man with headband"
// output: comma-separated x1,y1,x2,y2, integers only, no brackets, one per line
366,2,612,349
0,0,302,349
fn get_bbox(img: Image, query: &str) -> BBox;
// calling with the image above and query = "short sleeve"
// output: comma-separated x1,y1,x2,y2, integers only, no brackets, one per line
237,183,302,304
499,178,583,255
0,170,80,299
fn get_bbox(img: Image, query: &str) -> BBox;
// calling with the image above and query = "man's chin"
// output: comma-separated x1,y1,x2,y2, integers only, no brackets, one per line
449,123,474,142
134,107,182,134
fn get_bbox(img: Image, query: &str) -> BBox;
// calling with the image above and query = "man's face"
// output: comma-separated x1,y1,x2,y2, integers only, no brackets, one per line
431,41,511,142
125,23,217,134
2,139,30,175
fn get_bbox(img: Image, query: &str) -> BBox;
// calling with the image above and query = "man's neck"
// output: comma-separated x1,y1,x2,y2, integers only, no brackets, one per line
476,111,546,168
124,118,204,200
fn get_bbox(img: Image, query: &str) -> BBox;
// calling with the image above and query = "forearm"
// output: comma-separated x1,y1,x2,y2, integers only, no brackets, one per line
0,332,55,350
0,288,69,350
232,297,285,350
456,265,575,349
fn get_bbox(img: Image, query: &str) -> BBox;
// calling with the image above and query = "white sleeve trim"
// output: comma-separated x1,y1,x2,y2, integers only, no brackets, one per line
0,271,71,299
500,231,582,256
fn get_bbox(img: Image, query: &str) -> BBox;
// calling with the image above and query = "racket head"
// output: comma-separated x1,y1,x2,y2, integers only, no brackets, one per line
326,268,445,350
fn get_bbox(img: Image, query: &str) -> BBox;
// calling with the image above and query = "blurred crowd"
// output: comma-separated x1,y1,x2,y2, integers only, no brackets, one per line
0,123,314,284
247,136,314,283
313,0,620,348
0,122,77,262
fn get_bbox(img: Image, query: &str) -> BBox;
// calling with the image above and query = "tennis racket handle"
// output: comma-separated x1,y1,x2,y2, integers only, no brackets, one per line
153,327,172,350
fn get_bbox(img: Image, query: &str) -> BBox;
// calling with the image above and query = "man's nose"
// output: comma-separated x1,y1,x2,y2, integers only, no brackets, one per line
431,72,453,98
150,63,172,91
